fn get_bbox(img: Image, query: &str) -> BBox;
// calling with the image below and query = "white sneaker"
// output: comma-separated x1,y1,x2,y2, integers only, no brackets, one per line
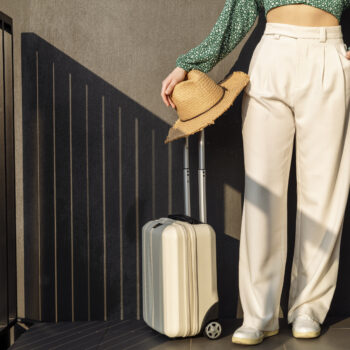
232,325,279,345
292,314,321,338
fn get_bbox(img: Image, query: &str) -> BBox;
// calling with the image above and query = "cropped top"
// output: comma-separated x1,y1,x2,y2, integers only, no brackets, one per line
175,0,350,73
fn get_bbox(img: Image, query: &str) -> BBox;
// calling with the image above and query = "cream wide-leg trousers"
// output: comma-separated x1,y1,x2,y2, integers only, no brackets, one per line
239,22,350,331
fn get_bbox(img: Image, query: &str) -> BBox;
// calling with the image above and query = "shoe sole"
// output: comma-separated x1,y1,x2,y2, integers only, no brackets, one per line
292,329,321,338
232,329,279,345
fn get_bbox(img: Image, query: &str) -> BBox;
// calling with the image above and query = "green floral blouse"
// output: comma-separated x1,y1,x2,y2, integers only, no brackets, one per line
175,0,350,73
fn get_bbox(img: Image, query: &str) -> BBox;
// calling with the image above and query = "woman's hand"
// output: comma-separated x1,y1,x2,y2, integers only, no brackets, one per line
161,67,188,109
346,49,350,60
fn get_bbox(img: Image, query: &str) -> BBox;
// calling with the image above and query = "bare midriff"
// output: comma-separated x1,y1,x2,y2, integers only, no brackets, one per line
266,4,339,26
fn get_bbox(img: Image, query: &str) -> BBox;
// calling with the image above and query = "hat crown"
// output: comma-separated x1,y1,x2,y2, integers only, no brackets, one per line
171,70,225,121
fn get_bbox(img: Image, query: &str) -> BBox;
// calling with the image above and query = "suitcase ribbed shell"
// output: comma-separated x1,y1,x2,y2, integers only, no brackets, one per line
142,217,218,338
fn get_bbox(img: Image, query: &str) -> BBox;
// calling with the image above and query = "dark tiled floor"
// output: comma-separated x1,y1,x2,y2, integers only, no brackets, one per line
9,317,350,350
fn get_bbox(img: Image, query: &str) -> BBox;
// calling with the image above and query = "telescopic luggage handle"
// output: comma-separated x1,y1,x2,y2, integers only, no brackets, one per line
168,130,207,224
197,130,207,224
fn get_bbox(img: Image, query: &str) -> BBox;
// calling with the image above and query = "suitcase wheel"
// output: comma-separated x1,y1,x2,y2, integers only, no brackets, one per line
203,320,222,340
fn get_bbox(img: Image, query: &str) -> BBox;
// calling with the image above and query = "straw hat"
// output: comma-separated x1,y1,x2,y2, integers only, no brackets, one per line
164,69,250,144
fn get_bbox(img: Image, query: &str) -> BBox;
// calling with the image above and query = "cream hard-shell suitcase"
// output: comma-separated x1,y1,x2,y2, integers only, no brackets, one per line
142,131,222,339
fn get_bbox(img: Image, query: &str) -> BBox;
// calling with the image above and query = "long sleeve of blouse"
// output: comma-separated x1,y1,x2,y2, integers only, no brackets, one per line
175,0,261,73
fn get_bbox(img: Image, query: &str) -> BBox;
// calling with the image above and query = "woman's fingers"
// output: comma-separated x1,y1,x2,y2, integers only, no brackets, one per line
346,50,350,60
161,67,187,108
161,78,176,108
165,82,176,108
168,94,175,109
161,79,171,106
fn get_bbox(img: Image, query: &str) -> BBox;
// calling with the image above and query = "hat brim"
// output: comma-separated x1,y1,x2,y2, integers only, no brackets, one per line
164,70,250,144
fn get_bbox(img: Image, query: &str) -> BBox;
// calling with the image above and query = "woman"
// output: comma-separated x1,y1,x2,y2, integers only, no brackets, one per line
161,1,350,346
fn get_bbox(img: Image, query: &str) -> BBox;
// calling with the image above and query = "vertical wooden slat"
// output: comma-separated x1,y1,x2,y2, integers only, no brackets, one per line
53,61,58,322
0,17,7,328
151,130,155,220
135,117,140,320
121,103,136,319
154,127,168,220
36,50,42,321
86,84,91,321
55,64,72,321
88,79,104,320
37,42,55,322
119,106,123,320
168,142,172,214
4,25,16,324
71,74,89,322
102,95,107,321
69,73,74,321
22,34,39,321
105,94,121,320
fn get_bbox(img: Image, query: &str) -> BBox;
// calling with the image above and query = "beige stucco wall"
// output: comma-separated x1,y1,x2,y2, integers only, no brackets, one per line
0,0,258,319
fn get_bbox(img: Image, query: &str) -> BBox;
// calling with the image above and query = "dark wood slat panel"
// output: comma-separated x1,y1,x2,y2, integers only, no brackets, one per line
21,33,186,323
37,41,55,322
119,101,137,319
0,20,7,327
22,33,40,321
71,74,89,321
55,55,72,322
4,28,17,324
87,78,104,321
137,116,156,322
154,121,169,220
104,91,121,320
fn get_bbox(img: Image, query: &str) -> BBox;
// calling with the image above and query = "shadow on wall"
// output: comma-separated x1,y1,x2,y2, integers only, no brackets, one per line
21,31,246,323
21,7,350,325
22,32,185,322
